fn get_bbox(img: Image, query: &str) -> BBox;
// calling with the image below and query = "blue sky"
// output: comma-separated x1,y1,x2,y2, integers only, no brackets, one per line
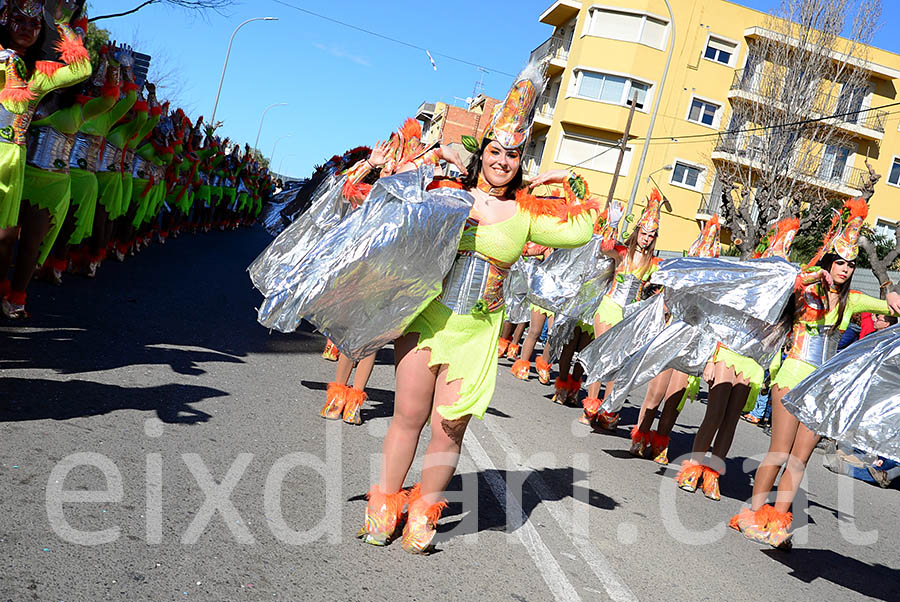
88,0,899,178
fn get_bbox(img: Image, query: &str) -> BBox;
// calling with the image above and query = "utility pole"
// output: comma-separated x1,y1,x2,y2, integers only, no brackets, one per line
607,91,639,206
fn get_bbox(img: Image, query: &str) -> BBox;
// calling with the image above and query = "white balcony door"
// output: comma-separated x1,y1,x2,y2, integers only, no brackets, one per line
819,144,851,182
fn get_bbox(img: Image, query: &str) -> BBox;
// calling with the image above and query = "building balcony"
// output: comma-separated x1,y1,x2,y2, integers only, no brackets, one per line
697,193,717,218
416,101,436,122
529,35,569,77
523,153,541,178
712,135,869,197
534,95,556,129
728,70,887,141
539,0,581,26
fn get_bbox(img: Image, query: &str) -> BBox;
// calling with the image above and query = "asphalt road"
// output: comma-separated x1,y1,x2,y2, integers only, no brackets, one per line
2,226,898,601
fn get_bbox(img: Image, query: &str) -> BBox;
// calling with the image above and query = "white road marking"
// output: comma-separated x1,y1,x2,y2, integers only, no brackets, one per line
481,419,639,602
463,433,583,602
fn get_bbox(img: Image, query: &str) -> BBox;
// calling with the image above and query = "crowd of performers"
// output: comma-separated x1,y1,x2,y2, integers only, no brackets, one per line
251,57,900,555
0,0,274,319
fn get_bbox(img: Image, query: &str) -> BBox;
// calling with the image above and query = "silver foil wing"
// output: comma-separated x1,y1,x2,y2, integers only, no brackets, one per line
575,294,668,385
504,258,535,324
259,189,299,236
654,257,799,325
526,236,606,312
543,244,615,362
255,167,474,360
783,324,900,463
248,174,350,296
601,319,713,413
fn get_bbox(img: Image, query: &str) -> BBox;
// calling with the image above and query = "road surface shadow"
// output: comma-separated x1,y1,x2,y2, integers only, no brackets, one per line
762,548,900,601
437,466,618,545
0,378,225,424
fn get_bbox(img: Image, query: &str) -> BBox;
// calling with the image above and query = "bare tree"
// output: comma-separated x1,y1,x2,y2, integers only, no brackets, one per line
713,0,882,258
89,0,235,23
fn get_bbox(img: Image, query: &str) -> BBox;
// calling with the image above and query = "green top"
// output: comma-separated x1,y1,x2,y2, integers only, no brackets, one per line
31,92,117,135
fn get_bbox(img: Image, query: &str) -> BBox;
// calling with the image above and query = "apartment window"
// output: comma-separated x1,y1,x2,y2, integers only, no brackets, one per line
671,161,704,189
557,134,633,175
888,157,900,186
575,71,651,110
819,144,851,182
687,98,720,127
704,36,737,66
587,8,669,50
874,218,898,239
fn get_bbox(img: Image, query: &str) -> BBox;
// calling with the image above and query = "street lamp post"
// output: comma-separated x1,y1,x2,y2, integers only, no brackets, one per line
626,0,674,216
647,165,674,211
278,154,298,176
254,102,288,153
270,133,294,164
210,17,278,126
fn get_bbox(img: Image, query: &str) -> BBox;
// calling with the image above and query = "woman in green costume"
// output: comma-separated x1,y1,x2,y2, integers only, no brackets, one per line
676,217,800,501
41,44,120,284
0,0,91,318
357,63,599,554
731,198,900,549
126,93,167,252
83,47,137,276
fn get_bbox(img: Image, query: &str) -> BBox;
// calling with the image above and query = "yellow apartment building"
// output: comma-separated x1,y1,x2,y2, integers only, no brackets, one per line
525,0,900,252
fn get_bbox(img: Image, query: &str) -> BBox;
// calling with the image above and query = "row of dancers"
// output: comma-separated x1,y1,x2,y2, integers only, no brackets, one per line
0,1,275,319
252,58,900,554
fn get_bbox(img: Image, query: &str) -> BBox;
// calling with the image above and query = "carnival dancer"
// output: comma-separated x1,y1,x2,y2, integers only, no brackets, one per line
82,46,137,276
677,217,799,499
126,91,168,252
356,63,599,553
730,198,900,548
511,245,555,383
322,120,429,425
630,216,721,464
498,241,547,360
580,190,663,430
41,44,120,284
0,0,91,318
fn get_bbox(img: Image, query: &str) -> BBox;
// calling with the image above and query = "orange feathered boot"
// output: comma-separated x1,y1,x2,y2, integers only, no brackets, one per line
676,460,704,492
511,359,531,380
341,387,368,425
579,396,602,425
322,339,340,361
321,382,350,419
505,342,520,360
649,431,670,465
357,485,409,546
535,355,552,385
629,427,651,457
497,337,510,357
551,376,569,404
400,483,447,554
764,508,793,550
701,466,721,501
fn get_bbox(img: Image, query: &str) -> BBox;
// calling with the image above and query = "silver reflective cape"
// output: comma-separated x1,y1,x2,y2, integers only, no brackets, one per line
259,189,300,235
253,167,474,360
542,236,615,361
526,236,611,312
249,174,350,296
504,258,536,325
575,294,668,385
783,324,900,463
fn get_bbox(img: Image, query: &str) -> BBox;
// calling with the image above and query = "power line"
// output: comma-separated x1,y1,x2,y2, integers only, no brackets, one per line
271,0,516,77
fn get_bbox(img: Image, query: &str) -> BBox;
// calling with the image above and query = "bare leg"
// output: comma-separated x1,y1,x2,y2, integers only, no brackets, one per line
0,226,19,283
773,423,820,514
500,321,515,340
419,367,470,505
637,370,673,433
335,353,354,385
586,320,612,399
750,388,798,511
519,310,546,363
11,203,52,292
511,322,527,345
379,333,437,493
352,353,377,390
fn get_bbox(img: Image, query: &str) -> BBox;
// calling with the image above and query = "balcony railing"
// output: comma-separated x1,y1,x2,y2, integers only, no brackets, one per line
713,134,869,193
523,153,541,177
729,69,888,133
536,93,556,120
697,193,718,216
529,35,570,65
